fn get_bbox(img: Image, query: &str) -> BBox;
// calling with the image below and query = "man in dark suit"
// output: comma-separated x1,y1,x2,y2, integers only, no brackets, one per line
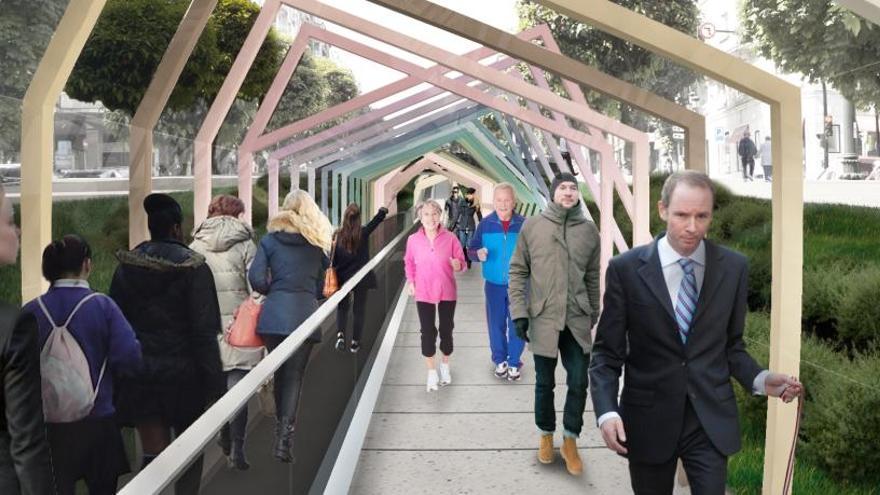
589,171,802,494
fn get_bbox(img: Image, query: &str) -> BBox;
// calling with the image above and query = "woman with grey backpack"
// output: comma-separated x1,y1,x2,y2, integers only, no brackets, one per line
22,235,142,495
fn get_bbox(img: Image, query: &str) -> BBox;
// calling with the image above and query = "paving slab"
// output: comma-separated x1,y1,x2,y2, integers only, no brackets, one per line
374,384,590,413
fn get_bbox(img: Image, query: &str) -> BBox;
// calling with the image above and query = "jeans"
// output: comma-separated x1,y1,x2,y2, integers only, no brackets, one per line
741,157,755,179
762,165,772,181
225,369,249,445
337,284,368,342
484,281,524,368
262,336,313,421
533,327,590,437
457,229,473,264
417,301,456,357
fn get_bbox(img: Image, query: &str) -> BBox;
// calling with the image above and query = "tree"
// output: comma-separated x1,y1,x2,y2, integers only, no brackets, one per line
516,0,702,147
742,0,880,157
0,0,67,160
65,0,286,116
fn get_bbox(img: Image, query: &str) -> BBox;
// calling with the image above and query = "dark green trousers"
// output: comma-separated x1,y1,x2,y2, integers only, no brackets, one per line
533,327,590,436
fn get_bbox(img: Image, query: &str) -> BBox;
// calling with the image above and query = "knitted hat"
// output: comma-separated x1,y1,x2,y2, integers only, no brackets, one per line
144,193,183,234
550,172,577,197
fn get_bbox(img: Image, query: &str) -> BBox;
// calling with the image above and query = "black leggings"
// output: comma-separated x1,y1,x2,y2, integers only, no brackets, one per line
337,285,368,342
417,301,456,357
262,335,313,421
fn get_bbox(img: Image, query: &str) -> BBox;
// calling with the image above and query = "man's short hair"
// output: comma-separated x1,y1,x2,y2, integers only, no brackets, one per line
493,182,516,199
660,171,716,207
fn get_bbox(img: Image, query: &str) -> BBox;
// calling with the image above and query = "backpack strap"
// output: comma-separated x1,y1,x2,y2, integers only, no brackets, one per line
35,296,58,328
62,293,101,328
91,359,108,401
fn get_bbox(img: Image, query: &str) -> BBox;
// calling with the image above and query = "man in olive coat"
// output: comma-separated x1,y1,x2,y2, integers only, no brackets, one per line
508,172,600,476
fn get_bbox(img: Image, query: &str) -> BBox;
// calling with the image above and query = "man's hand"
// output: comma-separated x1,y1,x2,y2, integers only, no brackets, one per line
514,318,529,342
406,281,415,297
765,372,804,403
476,248,488,262
599,417,628,455
450,258,463,271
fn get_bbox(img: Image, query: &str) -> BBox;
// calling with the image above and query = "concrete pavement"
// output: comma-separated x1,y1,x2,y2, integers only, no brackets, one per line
714,174,880,208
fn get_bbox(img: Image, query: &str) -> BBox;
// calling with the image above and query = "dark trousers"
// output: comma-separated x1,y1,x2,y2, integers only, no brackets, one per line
223,369,249,445
741,156,755,178
457,230,473,264
762,165,772,181
337,285,368,342
628,399,727,495
533,327,590,436
416,301,456,357
263,335,313,421
48,418,129,495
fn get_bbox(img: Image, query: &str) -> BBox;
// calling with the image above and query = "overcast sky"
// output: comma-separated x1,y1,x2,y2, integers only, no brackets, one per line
316,0,520,93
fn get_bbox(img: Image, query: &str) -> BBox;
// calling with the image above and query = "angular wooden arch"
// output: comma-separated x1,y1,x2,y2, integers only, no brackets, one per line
368,0,804,491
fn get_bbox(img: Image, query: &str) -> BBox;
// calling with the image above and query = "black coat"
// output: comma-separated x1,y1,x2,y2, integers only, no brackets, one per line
454,198,482,232
0,305,54,495
109,240,225,426
589,236,762,463
332,208,387,287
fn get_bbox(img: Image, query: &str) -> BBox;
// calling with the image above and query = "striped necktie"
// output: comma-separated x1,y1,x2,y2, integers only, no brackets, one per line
674,258,698,344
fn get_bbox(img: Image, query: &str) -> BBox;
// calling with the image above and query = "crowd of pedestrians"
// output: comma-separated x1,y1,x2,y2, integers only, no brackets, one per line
0,169,807,495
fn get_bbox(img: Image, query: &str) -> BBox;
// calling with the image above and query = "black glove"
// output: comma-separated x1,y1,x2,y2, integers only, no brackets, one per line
378,207,389,215
514,318,529,342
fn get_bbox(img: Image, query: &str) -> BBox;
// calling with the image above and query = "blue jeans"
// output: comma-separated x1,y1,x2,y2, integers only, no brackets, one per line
484,281,524,368
457,230,473,263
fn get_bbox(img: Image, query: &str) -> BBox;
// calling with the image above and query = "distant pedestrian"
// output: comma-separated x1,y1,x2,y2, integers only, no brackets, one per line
190,194,261,471
24,235,142,494
454,188,482,269
737,131,757,181
0,182,55,495
249,190,331,463
444,186,461,232
110,193,225,495
404,200,466,392
759,136,772,181
468,183,526,381
333,203,389,353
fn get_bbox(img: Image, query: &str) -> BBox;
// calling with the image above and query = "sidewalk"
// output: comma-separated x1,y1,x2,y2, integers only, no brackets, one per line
350,265,689,494
714,174,880,208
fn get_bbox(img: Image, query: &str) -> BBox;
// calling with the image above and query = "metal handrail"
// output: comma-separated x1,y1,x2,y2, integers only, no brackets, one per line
119,214,416,495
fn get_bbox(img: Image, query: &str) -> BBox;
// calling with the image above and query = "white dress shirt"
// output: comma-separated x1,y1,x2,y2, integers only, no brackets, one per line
596,237,767,429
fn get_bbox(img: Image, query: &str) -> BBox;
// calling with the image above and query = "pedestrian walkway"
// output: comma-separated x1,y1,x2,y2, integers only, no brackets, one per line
714,174,880,208
350,265,686,494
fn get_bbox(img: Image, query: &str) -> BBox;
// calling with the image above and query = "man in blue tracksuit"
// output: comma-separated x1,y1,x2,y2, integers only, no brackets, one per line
468,183,526,380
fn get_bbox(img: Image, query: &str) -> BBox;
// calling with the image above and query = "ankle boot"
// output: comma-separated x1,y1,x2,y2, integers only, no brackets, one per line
273,416,296,463
230,440,250,470
560,436,583,475
538,433,554,464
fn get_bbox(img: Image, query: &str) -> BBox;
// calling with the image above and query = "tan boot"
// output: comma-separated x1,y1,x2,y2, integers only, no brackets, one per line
538,433,554,464
560,436,583,475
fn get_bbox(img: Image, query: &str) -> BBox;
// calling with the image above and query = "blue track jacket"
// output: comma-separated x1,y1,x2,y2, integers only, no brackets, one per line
468,211,525,286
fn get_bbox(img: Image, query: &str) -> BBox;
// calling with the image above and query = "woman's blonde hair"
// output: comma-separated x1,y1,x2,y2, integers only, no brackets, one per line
268,190,332,253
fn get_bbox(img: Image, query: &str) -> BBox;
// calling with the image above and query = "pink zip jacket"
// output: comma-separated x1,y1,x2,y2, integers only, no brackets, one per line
404,227,466,303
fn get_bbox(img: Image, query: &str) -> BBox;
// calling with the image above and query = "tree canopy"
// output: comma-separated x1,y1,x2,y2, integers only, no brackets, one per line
742,0,880,111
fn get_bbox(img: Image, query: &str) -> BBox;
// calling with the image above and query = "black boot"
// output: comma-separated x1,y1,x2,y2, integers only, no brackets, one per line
273,417,296,463
218,423,231,456
230,440,250,470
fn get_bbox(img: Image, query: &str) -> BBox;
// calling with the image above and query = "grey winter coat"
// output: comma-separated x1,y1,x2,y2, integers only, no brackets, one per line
190,216,263,371
508,201,601,357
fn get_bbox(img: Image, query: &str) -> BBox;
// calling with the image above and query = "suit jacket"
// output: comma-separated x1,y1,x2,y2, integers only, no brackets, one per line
589,235,762,463
0,305,54,494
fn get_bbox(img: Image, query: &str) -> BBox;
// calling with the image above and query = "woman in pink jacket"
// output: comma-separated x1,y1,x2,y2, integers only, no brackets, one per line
404,199,466,392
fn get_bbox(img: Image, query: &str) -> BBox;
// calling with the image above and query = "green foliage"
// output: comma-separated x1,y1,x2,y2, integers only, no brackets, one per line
65,0,286,116
801,265,847,341
837,266,880,348
0,0,68,157
742,0,880,110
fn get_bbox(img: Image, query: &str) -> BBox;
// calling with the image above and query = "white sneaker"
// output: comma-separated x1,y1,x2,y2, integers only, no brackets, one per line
438,362,452,386
426,370,439,392
494,362,508,379
507,366,522,381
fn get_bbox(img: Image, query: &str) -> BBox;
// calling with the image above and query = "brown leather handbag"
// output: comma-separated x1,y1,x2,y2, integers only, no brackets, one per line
323,242,339,298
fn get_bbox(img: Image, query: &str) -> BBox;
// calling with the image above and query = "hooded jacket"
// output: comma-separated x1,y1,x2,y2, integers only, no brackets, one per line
508,202,601,357
190,216,263,370
109,239,225,422
248,213,329,338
